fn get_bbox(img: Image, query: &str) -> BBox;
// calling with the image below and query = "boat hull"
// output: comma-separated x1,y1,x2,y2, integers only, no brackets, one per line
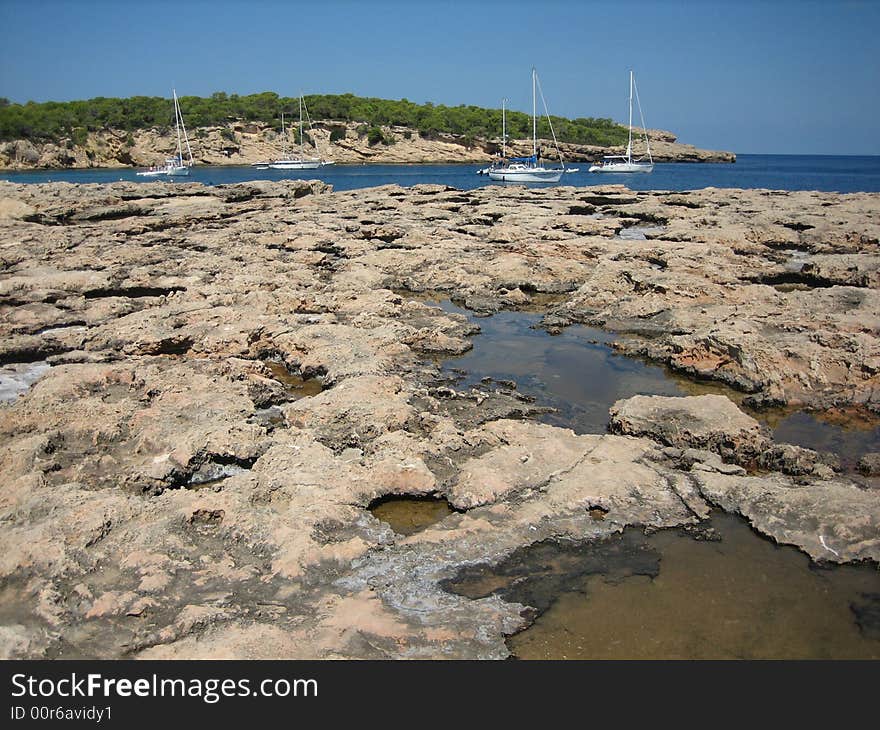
136,165,190,177
268,160,322,170
588,162,654,173
488,168,563,183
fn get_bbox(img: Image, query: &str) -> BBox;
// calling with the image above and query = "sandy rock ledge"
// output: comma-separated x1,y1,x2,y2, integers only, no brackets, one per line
0,179,878,658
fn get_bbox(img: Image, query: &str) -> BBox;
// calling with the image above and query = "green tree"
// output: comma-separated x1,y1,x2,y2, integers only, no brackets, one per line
0,91,629,148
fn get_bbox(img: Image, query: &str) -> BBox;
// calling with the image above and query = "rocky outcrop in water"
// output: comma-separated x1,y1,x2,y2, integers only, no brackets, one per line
0,179,877,659
859,453,880,476
609,394,769,462
608,394,839,477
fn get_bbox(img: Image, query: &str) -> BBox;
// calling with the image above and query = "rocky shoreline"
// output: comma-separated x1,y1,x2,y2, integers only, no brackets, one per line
0,179,877,659
1,120,735,171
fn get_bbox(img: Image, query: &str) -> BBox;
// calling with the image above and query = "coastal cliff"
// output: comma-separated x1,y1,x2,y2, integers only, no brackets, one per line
0,120,735,170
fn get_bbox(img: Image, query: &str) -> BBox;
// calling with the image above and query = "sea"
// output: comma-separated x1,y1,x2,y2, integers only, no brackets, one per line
2,154,879,194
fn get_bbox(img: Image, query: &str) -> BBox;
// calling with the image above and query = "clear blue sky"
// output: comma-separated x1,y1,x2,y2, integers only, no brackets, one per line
1,0,878,154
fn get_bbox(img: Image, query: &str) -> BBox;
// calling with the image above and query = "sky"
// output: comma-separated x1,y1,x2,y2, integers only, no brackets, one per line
1,0,878,155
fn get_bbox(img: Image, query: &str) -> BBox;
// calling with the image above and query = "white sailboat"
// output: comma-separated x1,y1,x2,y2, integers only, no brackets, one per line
477,97,508,175
589,70,653,173
137,89,194,177
488,68,566,183
266,95,332,170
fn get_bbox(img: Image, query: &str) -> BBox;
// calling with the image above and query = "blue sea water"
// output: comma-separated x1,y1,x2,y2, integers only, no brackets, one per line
2,154,879,193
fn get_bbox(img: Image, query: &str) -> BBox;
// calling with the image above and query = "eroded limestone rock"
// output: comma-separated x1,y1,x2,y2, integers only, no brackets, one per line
0,180,877,659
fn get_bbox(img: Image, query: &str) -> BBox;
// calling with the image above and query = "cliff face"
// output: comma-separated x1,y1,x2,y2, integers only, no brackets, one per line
0,120,735,170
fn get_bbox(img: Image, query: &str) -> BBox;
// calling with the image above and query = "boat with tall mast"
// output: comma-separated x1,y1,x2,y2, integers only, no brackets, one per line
266,95,332,170
136,89,194,177
488,68,565,183
477,97,508,175
589,70,653,173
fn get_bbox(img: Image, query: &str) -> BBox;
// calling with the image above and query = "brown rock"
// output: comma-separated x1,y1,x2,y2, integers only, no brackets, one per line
0,178,877,660
609,394,769,463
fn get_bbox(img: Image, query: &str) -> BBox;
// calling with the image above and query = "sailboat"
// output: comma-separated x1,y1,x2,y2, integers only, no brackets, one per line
136,89,194,177
477,97,508,175
488,68,566,183
589,70,653,173
265,95,332,170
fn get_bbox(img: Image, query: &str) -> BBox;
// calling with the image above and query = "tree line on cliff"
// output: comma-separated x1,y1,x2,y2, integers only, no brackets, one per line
0,92,628,147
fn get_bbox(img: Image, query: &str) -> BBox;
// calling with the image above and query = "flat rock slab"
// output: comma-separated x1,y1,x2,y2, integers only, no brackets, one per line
0,180,878,659
609,393,769,462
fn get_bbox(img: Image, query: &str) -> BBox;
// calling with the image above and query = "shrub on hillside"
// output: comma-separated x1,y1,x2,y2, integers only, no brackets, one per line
367,126,385,146
0,92,629,148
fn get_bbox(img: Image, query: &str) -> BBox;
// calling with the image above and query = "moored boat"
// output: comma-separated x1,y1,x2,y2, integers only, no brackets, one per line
266,95,332,170
589,71,653,174
136,89,194,177
488,69,565,183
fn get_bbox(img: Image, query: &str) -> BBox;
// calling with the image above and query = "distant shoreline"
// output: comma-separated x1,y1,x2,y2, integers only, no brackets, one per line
0,118,736,171
9,153,880,173
8,154,880,176
1,158,741,174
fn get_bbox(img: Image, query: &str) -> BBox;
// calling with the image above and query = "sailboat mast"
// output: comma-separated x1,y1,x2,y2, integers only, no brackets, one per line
179,94,194,165
173,89,183,162
633,73,653,164
299,95,304,155
532,68,537,159
281,112,287,157
627,71,634,164
502,97,507,159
